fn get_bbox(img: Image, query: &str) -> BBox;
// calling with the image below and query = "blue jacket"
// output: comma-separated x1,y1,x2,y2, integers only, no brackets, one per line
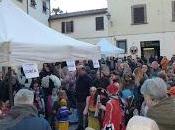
7,117,51,130
56,107,71,121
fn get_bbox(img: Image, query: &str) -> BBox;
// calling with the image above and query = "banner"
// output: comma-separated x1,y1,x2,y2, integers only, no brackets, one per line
22,63,39,79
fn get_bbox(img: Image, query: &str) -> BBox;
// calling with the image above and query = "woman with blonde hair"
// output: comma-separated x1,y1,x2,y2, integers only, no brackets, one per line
133,67,144,86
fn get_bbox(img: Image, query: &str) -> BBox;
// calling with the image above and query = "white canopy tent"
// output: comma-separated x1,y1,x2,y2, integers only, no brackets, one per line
0,0,100,66
97,38,124,56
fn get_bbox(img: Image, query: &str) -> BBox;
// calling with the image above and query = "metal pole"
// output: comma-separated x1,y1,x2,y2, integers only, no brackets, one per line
8,67,13,106
99,60,102,78
26,0,29,14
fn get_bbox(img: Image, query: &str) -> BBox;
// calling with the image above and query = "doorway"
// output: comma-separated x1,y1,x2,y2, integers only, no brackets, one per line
140,41,160,60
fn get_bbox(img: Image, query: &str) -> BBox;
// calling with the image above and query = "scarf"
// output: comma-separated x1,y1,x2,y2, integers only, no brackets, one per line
0,105,38,130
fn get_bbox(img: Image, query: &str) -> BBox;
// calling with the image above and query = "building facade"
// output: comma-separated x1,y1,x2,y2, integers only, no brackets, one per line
13,0,50,26
49,8,109,44
107,0,175,59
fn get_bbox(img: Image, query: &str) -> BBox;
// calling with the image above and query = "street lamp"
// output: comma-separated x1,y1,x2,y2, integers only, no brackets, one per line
106,12,111,20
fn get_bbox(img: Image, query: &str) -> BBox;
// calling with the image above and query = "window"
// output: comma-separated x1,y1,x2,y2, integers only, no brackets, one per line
96,17,104,31
61,21,74,33
31,0,37,8
116,40,127,53
17,0,23,3
42,1,47,14
172,1,175,21
131,4,147,24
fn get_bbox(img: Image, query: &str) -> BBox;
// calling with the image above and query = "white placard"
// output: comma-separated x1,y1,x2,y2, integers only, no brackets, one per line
66,60,76,71
22,63,39,79
93,59,100,68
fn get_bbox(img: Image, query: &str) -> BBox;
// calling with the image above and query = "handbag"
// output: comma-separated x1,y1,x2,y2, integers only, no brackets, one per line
103,102,115,130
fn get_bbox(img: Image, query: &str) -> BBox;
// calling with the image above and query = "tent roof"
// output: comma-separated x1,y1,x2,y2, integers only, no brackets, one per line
97,38,124,56
0,0,100,66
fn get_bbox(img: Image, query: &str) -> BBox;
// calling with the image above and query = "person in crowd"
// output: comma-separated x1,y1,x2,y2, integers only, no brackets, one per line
52,89,69,114
172,61,175,74
107,71,121,96
83,87,100,130
166,66,175,87
93,71,110,89
160,56,169,72
141,65,149,80
75,65,92,130
141,78,175,130
126,116,159,130
0,89,51,130
115,60,124,77
52,89,69,129
40,63,52,79
55,99,71,130
149,55,155,64
30,79,45,117
61,70,76,108
133,67,144,87
150,61,161,78
157,71,167,81
1,71,22,103
103,83,125,130
47,88,58,127
53,62,61,79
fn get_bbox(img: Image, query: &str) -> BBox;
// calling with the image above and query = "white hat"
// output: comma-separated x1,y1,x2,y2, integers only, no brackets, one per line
14,89,34,105
126,116,159,130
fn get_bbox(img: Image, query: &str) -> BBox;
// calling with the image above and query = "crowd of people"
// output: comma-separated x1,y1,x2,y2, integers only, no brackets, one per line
0,55,175,130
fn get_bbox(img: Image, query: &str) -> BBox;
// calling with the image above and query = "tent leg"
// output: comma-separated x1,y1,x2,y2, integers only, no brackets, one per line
99,60,102,78
8,67,14,106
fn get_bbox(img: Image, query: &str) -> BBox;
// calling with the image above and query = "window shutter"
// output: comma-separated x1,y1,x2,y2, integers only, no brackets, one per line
61,22,65,33
134,7,145,23
96,17,104,31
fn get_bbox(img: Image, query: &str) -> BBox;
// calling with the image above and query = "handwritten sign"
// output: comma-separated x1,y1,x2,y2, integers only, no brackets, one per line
66,60,76,71
93,59,100,68
22,63,39,79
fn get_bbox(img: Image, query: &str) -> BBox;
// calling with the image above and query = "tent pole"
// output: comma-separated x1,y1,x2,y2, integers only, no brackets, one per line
99,59,102,78
8,67,13,106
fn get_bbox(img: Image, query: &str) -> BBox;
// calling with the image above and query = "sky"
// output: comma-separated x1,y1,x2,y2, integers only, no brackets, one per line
51,0,107,13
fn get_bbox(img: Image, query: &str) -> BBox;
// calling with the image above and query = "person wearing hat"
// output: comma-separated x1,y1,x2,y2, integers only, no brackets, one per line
0,89,51,130
103,83,125,130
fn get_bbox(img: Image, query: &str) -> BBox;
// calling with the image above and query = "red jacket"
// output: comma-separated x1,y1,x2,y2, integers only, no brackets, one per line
103,98,125,130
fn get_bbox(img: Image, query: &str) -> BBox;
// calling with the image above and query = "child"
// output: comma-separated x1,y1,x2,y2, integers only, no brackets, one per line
30,79,45,117
83,87,100,130
52,89,69,130
55,99,71,130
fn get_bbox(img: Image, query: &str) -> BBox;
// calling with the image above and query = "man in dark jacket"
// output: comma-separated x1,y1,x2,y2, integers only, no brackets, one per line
75,65,92,130
0,89,51,130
